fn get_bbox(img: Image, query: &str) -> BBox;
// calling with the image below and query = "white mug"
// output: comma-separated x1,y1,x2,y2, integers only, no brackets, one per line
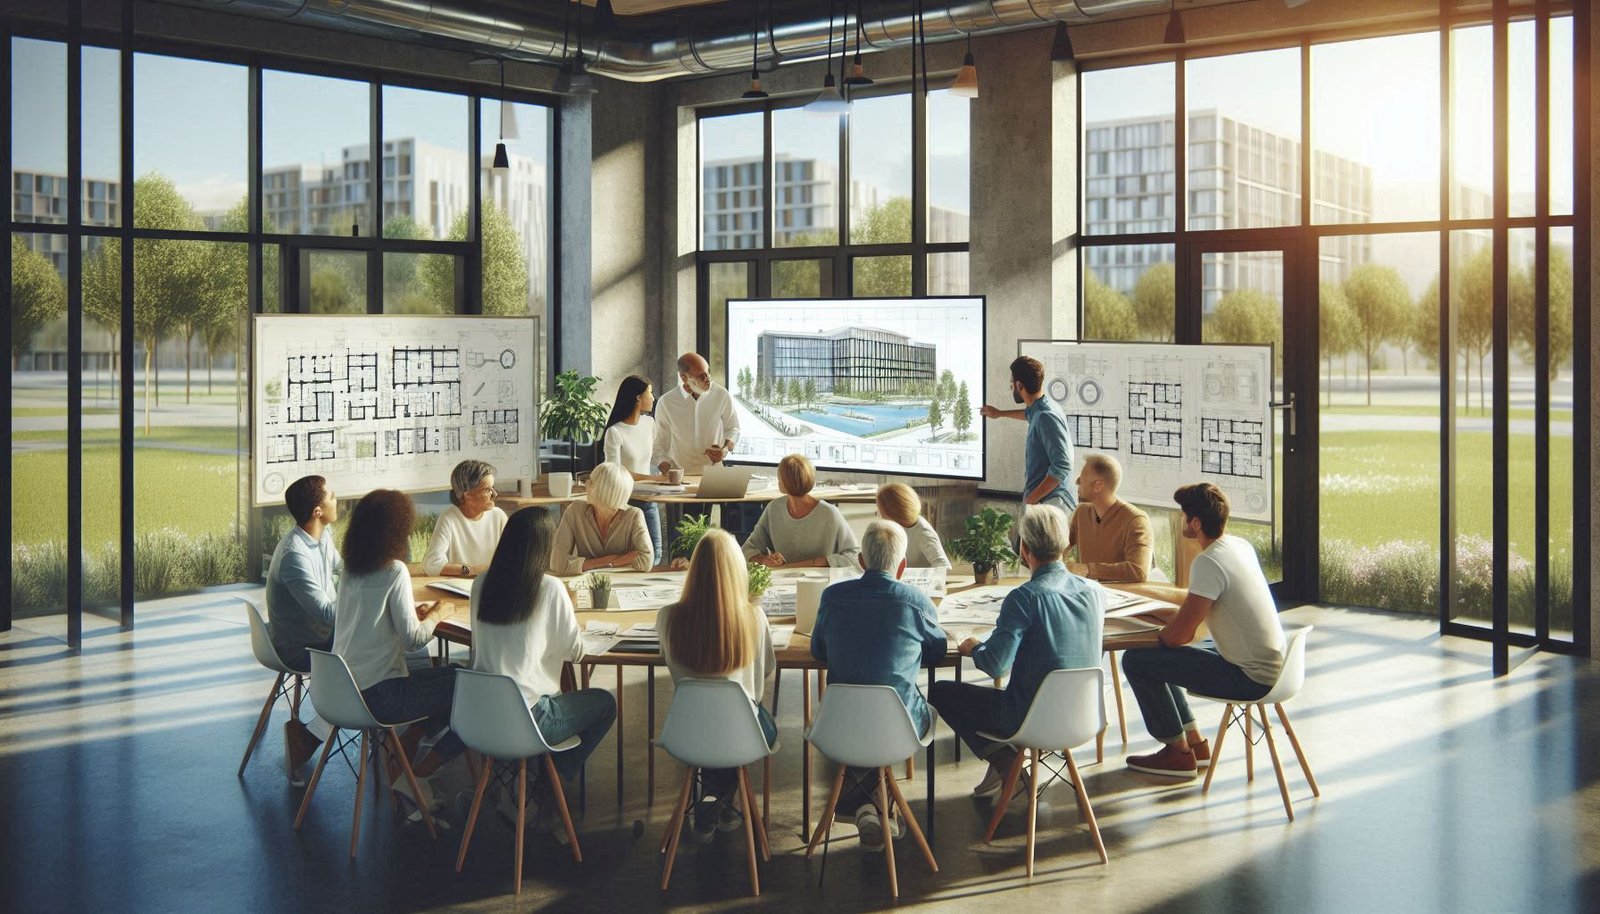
516,478,530,497
666,468,685,485
548,472,574,498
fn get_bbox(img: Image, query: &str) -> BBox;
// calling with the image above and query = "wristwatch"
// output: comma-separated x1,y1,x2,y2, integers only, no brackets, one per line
459,563,470,576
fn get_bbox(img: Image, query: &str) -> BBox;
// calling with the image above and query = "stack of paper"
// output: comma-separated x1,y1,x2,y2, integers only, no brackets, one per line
427,580,473,598
901,566,948,598
633,483,687,495
937,585,1013,626
760,589,796,616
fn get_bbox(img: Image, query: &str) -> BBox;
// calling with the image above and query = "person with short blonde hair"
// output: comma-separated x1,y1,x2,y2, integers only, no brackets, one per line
743,454,860,569
1067,453,1153,582
658,530,777,839
550,462,653,575
875,483,951,569
422,459,509,576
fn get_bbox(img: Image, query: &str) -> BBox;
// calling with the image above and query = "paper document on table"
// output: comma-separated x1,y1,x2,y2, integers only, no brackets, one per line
632,483,687,495
583,634,623,655
427,580,473,598
770,624,795,650
900,566,948,598
611,586,682,611
585,621,619,635
936,585,1014,626
760,588,797,617
620,622,658,640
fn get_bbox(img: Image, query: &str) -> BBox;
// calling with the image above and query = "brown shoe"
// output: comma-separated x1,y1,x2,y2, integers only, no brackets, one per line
284,720,321,775
1126,743,1199,778
1187,737,1212,769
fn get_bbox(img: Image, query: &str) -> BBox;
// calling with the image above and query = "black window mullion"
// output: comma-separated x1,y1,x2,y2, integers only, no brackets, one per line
1531,0,1551,642
1173,48,1194,343
1438,12,1457,633
762,106,773,251
1572,0,1593,655
367,80,382,313
1,25,13,635
67,3,84,647
911,83,927,297
466,88,480,315
1490,0,1510,676
837,109,850,294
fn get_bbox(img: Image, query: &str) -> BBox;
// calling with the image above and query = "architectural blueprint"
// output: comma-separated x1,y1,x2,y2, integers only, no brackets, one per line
1018,340,1273,521
252,315,538,505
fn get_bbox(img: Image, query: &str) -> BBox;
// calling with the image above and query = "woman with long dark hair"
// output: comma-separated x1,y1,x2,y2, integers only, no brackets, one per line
473,508,616,831
602,374,664,565
333,489,460,810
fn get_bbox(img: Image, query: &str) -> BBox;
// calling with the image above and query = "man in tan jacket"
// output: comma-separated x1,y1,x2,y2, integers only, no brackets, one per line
1066,454,1153,583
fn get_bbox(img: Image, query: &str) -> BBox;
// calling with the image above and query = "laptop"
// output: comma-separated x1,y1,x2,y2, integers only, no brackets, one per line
695,463,755,499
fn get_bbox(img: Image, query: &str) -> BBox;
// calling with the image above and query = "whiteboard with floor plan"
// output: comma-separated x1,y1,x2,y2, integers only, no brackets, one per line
251,315,538,506
1017,340,1274,522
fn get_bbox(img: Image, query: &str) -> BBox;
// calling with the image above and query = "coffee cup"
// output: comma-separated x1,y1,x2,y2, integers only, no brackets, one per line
516,478,530,497
548,472,574,498
666,468,685,485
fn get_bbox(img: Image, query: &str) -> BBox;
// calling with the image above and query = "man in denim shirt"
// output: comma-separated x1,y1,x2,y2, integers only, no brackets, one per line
930,504,1104,800
811,521,948,850
981,356,1076,513
265,475,341,776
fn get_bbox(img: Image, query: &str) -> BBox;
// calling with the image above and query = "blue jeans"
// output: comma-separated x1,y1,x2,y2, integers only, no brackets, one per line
361,666,465,760
928,680,1023,761
1121,645,1271,744
700,702,777,800
631,500,663,567
532,688,618,782
841,714,931,812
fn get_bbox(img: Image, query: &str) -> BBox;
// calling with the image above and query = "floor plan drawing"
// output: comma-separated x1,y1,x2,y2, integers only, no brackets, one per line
253,315,538,505
1019,340,1274,522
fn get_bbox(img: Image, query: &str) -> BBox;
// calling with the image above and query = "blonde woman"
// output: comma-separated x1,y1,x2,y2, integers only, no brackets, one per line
875,483,952,569
743,454,860,569
657,530,777,841
550,462,654,575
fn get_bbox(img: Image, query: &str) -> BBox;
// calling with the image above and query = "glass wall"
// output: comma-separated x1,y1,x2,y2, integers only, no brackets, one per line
1081,63,1176,236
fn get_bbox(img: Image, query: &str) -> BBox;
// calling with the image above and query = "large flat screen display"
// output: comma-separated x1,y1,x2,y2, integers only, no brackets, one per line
725,296,986,480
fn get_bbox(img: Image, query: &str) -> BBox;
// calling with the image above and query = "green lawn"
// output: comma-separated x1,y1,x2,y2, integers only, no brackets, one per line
13,425,244,450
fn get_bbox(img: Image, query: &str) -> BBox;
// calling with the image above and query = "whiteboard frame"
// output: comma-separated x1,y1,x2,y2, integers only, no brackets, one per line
1016,338,1276,522
250,313,540,507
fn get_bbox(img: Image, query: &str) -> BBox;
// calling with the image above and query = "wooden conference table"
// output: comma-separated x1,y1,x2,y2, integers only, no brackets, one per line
495,474,881,512
415,568,1176,841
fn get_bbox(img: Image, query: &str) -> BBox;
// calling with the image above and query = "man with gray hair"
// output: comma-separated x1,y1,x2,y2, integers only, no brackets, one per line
930,503,1104,803
809,520,947,852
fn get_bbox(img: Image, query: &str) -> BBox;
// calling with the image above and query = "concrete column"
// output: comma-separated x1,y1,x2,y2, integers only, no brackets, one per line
1587,4,1598,660
557,95,593,378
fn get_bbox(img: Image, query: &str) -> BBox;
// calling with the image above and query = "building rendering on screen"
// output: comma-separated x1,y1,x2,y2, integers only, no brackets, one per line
756,326,937,395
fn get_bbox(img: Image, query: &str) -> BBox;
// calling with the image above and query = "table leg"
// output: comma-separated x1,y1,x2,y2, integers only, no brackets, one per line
953,662,962,762
926,665,936,844
647,664,656,805
616,665,625,804
802,668,812,842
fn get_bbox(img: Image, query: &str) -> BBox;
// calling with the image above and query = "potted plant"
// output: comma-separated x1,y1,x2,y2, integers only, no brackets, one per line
747,562,772,603
588,571,613,610
671,513,714,564
540,369,609,472
950,507,1018,585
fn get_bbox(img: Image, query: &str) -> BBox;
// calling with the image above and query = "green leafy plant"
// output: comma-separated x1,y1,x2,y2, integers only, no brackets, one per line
540,369,609,468
950,507,1018,575
747,562,772,601
588,571,613,608
671,513,715,561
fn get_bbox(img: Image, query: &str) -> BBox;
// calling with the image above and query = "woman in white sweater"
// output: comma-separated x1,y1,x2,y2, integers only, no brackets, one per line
472,508,616,792
876,483,952,569
332,489,459,805
422,459,509,576
657,530,776,840
603,375,664,565
550,462,654,575
743,454,860,569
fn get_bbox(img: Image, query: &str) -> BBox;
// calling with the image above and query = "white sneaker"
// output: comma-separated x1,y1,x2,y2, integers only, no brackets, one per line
855,805,885,851
971,764,1007,798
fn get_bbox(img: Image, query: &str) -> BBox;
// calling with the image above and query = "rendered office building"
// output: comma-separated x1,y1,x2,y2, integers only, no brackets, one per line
756,326,937,395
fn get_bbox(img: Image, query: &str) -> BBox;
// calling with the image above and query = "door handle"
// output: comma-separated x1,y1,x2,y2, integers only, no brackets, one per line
1269,393,1296,453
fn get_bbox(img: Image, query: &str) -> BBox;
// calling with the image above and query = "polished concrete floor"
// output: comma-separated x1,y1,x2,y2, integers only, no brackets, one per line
4,591,1599,914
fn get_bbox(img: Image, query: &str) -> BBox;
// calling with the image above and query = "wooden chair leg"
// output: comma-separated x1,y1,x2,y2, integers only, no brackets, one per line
290,674,304,719
661,766,692,855
391,729,438,840
1256,707,1295,822
1275,704,1321,797
736,768,761,896
983,749,1028,843
1202,705,1232,795
545,754,583,863
1095,726,1105,765
349,731,371,859
294,728,338,829
886,767,938,873
1064,750,1108,864
1109,652,1129,744
456,754,495,872
238,672,285,777
806,766,848,858
1025,751,1039,879
1243,706,1255,782
660,768,695,890
740,767,770,862
878,769,898,898
762,754,770,838
513,760,527,894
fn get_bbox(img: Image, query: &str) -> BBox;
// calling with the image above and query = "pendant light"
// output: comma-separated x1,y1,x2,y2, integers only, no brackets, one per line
554,0,599,96
1164,1,1186,45
493,60,510,172
740,0,768,99
804,0,848,116
949,30,978,98
1050,21,1075,62
844,0,873,88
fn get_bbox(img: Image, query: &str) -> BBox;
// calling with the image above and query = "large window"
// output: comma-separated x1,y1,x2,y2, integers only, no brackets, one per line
1077,8,1585,661
4,34,557,641
696,90,973,377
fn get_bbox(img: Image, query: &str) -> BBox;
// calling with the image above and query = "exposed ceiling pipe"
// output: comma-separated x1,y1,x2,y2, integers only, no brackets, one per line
158,0,1183,82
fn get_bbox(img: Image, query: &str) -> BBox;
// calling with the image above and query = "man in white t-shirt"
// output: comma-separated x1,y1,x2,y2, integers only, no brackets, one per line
1121,482,1286,778
652,352,740,477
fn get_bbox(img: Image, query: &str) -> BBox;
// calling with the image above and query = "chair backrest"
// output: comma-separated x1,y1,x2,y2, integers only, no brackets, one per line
450,669,562,760
243,597,296,675
806,684,925,769
307,649,385,731
656,678,774,769
1259,626,1312,704
1009,668,1105,751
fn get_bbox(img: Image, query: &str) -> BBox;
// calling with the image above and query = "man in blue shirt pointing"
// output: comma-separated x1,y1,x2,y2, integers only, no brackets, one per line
981,355,1077,514
930,504,1104,800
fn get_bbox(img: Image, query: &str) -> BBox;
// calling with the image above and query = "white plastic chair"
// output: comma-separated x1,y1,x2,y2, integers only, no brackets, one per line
450,670,584,894
293,650,439,856
977,668,1110,877
238,597,309,780
802,684,938,897
1193,626,1320,821
655,679,780,896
